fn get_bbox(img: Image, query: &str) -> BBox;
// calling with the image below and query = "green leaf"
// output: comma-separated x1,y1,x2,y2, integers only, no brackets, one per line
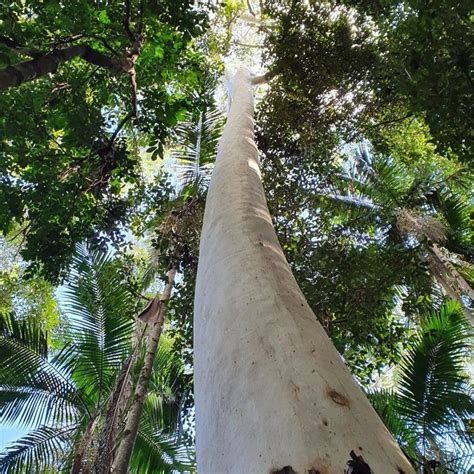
98,10,111,25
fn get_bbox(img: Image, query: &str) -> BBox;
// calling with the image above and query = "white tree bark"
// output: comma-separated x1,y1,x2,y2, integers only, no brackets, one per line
194,68,414,474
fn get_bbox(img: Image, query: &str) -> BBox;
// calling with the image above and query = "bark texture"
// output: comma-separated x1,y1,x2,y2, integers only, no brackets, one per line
430,244,474,325
0,44,123,92
194,68,414,474
111,267,176,474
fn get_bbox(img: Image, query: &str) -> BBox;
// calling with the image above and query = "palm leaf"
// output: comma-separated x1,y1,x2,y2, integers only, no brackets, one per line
172,106,224,188
131,426,194,474
146,339,186,435
395,301,473,439
0,424,75,474
0,314,83,428
351,147,414,209
368,389,418,458
370,301,473,470
62,244,135,403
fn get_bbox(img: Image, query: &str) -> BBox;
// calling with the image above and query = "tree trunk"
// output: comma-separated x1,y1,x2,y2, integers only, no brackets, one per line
111,266,176,474
430,244,474,325
0,45,122,92
70,415,98,474
194,68,414,474
94,330,139,474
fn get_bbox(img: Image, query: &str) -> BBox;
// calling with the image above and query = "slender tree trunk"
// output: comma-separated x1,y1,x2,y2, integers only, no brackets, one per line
111,266,176,474
70,415,98,474
430,244,474,325
0,45,122,92
94,325,140,474
194,68,414,473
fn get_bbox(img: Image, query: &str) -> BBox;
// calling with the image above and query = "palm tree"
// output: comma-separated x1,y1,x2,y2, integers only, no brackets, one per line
370,301,473,473
0,245,192,473
324,145,473,321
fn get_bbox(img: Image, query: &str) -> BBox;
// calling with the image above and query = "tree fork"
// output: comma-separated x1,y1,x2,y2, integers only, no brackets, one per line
193,68,415,473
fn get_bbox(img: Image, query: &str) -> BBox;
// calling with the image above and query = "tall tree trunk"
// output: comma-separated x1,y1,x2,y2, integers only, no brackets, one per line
111,266,176,474
0,44,123,92
194,68,414,474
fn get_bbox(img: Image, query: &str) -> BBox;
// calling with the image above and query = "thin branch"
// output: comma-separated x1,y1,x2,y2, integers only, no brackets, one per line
246,0,256,16
251,71,274,85
137,0,145,35
346,112,414,143
49,34,120,56
233,41,264,48
129,70,138,117
240,12,263,25
107,111,134,148
7,222,32,243
365,112,414,131
123,0,135,41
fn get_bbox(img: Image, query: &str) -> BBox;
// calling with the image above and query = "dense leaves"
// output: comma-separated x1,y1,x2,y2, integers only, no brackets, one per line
0,1,472,472
0,0,213,280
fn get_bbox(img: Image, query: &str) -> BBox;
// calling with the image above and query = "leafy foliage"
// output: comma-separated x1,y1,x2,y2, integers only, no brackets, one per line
0,245,191,472
370,301,473,472
343,0,473,162
0,0,215,280
0,237,60,339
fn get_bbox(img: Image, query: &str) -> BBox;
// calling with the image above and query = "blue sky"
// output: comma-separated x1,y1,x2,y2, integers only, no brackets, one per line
0,425,27,450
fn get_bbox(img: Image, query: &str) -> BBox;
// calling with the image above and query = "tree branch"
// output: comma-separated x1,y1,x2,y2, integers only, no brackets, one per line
123,0,135,41
246,0,256,16
0,35,41,58
107,111,134,149
366,112,414,131
0,44,124,92
251,71,275,85
234,41,264,48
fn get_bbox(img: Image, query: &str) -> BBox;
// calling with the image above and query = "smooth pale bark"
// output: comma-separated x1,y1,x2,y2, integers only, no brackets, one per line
0,45,125,92
111,267,176,474
194,68,414,474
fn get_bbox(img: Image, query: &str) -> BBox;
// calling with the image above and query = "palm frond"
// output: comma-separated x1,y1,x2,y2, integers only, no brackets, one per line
438,193,473,251
144,340,186,436
370,301,473,470
0,424,75,474
395,301,473,439
172,106,224,188
368,389,417,458
130,427,194,474
0,314,82,428
63,244,135,402
351,147,414,209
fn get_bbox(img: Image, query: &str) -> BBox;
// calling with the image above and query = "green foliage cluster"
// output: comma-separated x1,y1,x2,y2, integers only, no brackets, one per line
0,0,214,280
0,236,60,337
257,0,473,381
370,301,473,472
343,0,473,162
